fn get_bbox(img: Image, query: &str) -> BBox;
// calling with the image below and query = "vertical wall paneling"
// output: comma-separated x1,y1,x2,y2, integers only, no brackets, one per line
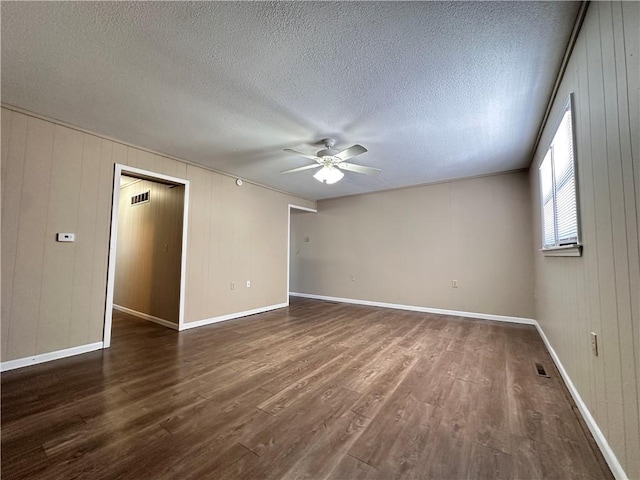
622,2,640,254
204,169,218,315
184,164,206,322
1,109,10,167
602,2,640,466
0,109,7,354
88,139,114,342
68,134,102,347
37,125,84,354
1,106,315,363
7,116,55,359
591,2,626,465
621,2,640,441
530,3,639,477
1,110,27,357
575,19,606,427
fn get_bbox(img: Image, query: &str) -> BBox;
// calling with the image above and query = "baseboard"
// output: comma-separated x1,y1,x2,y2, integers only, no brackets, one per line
0,342,104,372
534,324,627,480
113,304,179,330
289,292,536,325
181,302,288,330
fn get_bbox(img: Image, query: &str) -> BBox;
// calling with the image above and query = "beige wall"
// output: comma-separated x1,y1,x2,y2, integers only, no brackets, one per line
291,171,535,319
529,2,639,477
1,107,315,361
184,165,314,323
114,178,184,324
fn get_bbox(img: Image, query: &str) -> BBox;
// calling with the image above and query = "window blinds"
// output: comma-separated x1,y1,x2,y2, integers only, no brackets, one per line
539,105,579,248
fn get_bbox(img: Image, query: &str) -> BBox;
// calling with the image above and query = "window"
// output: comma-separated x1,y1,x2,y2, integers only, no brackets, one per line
539,95,581,255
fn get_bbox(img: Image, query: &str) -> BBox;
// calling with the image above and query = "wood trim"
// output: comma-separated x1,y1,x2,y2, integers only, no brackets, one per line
0,342,103,372
289,292,537,325
180,302,288,330
535,323,627,480
113,305,179,330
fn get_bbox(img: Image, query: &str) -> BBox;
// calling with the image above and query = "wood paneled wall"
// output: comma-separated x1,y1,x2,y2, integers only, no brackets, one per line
529,2,639,477
114,178,184,324
1,107,315,362
183,164,314,322
291,171,535,319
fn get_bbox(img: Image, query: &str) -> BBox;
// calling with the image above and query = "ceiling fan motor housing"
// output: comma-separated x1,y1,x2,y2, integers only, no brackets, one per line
316,148,333,157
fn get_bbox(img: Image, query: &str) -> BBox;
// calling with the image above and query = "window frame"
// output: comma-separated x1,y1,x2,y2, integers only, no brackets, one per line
538,94,582,257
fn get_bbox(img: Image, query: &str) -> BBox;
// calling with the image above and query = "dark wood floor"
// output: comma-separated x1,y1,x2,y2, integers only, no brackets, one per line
2,297,612,479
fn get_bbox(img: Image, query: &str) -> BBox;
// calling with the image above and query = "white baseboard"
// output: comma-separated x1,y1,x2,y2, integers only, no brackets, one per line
0,342,103,372
289,292,536,325
534,324,627,480
181,302,288,330
113,304,179,330
290,291,626,479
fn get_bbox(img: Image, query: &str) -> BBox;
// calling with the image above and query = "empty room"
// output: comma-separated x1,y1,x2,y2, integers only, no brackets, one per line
1,2,638,479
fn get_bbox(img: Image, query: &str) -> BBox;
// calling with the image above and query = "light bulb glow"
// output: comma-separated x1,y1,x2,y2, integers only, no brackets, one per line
313,166,344,184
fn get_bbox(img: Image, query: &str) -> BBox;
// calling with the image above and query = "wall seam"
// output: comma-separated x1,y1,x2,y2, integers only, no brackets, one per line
66,133,87,346
598,4,627,462
33,121,56,355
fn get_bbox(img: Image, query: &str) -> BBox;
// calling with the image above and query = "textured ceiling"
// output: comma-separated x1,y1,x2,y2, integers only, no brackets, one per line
1,1,580,200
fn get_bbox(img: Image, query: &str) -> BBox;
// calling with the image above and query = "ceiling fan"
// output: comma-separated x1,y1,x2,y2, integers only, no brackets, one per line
281,138,381,184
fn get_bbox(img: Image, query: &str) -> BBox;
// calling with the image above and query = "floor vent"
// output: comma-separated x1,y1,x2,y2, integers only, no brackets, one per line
534,362,550,377
131,190,150,206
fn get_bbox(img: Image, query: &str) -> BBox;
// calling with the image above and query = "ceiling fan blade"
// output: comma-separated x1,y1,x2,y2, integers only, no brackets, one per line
283,148,320,161
281,164,322,174
334,144,367,161
337,162,382,176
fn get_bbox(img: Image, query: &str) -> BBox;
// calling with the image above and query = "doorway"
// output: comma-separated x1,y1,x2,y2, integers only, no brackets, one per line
104,164,189,347
288,204,316,298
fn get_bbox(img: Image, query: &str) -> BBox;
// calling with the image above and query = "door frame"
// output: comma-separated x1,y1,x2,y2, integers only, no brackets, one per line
103,163,190,347
287,204,317,301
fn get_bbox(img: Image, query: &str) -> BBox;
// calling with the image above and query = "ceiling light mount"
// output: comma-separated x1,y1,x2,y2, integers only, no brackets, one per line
320,138,336,150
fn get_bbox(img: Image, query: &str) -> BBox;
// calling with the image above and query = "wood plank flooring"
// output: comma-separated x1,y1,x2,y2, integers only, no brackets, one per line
1,297,613,479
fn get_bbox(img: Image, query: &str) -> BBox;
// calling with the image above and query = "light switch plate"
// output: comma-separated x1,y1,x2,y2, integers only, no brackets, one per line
57,233,75,242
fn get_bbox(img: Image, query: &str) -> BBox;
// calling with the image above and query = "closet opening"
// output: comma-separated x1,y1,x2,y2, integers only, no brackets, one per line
104,165,189,347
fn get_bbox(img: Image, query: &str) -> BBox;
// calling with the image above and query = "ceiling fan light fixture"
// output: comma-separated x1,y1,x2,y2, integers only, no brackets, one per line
313,166,344,184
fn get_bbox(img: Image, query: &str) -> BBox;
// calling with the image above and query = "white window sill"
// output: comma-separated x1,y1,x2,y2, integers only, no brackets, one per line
540,244,582,257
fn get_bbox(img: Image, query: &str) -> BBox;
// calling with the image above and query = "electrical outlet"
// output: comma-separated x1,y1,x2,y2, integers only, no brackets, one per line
246,280,251,288
590,332,598,356
230,282,236,290
452,280,458,288
350,275,355,281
